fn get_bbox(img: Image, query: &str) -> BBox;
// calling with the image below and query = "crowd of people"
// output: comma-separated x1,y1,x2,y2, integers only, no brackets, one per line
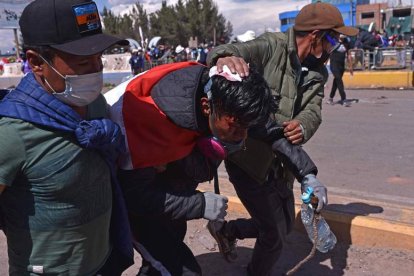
0,0,360,275
352,27,413,69
146,44,209,65
354,27,413,51
129,44,211,75
325,27,413,106
0,54,32,75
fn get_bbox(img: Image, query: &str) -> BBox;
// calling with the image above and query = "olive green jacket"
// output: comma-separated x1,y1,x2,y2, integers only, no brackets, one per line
207,28,328,184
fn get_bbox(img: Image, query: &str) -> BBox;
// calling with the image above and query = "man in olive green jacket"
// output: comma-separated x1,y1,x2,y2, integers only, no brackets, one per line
206,2,358,275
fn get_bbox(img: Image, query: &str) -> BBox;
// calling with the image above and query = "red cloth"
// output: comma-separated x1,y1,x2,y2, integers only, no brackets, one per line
123,62,202,168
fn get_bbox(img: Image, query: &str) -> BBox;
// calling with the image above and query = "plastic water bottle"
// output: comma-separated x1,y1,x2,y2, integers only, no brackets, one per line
301,186,337,253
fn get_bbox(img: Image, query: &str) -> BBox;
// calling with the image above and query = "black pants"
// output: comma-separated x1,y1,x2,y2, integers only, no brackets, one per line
330,62,346,101
96,247,134,276
223,160,295,276
130,215,201,276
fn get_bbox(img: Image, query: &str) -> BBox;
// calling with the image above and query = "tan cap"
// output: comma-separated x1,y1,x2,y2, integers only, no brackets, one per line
294,2,359,37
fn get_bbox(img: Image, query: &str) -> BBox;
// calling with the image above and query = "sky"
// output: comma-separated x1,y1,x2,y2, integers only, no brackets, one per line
94,0,309,34
0,0,309,54
0,0,413,54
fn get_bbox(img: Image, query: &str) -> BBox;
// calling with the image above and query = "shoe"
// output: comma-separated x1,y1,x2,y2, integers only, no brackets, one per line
325,98,334,105
340,100,351,107
207,220,238,262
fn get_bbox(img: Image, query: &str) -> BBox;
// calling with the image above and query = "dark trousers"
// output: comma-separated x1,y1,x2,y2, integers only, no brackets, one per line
223,160,295,276
130,215,201,276
330,63,346,101
96,248,133,276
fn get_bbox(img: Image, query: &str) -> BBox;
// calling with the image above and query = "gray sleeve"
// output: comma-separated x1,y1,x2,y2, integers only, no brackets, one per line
249,118,318,182
271,138,318,182
118,167,205,221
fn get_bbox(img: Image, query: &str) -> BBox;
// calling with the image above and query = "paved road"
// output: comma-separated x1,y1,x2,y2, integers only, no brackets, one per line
218,89,414,207
1,89,414,275
306,89,414,204
2,213,414,276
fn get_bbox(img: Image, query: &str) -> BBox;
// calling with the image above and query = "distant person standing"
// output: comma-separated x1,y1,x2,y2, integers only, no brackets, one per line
354,28,379,68
129,48,145,75
327,35,353,106
379,30,389,47
196,44,207,65
395,35,407,68
20,53,32,75
174,45,187,62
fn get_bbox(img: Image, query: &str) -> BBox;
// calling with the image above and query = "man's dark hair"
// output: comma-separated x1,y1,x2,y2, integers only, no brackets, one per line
23,45,56,63
210,66,278,127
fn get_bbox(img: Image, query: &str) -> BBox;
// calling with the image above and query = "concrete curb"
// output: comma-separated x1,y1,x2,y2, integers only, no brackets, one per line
209,178,414,251
343,71,413,89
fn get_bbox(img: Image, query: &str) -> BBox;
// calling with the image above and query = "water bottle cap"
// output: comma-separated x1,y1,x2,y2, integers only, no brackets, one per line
301,192,311,203
301,186,314,204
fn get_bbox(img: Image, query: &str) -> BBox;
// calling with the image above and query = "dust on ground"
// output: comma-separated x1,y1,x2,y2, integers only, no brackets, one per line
121,212,414,276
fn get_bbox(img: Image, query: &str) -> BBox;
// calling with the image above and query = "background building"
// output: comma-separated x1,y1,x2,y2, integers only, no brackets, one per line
279,0,413,38
279,10,300,32
385,5,414,37
356,2,413,37
279,0,370,32
356,3,388,31
312,0,369,3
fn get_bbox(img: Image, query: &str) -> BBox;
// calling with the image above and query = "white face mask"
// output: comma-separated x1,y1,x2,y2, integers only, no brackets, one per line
40,55,103,107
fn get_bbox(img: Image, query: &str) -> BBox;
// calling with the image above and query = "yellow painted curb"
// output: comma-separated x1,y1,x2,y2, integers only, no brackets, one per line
223,194,414,250
295,205,414,250
343,71,413,89
199,181,414,250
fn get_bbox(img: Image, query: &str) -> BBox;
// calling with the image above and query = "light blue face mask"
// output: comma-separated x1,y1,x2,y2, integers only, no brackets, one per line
213,136,245,155
40,55,103,107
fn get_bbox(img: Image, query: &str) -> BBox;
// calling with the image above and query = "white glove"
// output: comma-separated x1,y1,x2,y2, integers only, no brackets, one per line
203,192,228,221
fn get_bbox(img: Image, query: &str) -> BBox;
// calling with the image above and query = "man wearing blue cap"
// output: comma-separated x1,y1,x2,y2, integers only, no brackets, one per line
0,0,132,275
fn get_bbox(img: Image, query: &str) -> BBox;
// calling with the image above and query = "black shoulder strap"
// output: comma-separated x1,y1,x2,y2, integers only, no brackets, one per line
213,168,220,195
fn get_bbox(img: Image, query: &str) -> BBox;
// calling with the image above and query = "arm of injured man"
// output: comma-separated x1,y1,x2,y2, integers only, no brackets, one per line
117,167,205,221
249,118,318,182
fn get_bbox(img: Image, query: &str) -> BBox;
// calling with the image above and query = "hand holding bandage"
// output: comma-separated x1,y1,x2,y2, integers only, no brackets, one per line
209,65,243,82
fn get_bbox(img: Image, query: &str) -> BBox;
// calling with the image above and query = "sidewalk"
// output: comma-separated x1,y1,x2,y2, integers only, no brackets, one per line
206,177,414,251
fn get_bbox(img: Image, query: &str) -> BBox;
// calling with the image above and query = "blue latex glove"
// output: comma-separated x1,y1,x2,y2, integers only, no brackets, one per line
301,174,328,212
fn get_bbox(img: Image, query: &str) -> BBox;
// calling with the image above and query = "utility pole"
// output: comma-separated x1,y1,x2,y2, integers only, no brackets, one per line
213,27,216,46
13,28,20,59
